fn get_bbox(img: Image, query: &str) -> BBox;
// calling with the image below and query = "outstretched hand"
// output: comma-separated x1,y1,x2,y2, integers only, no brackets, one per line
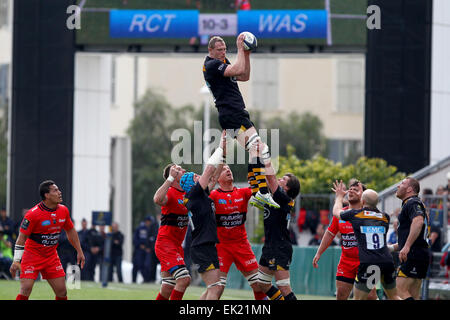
332,180,347,199
236,33,245,51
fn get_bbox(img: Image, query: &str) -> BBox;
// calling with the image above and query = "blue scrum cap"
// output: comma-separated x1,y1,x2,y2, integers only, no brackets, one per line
180,172,196,194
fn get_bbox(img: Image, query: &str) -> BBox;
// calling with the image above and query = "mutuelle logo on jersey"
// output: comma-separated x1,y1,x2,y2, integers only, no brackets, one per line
41,220,51,226
218,199,227,205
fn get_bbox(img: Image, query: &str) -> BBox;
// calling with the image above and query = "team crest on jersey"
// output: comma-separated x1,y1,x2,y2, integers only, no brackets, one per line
21,218,30,230
42,220,51,226
263,207,270,219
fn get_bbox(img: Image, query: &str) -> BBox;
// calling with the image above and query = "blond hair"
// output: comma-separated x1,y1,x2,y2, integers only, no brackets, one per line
208,36,225,49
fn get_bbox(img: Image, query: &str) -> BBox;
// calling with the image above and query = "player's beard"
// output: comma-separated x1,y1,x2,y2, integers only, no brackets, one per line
348,198,360,206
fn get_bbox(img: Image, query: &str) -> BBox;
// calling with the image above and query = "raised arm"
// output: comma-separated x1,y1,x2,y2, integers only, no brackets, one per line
235,50,251,82
332,180,347,219
200,131,226,190
153,165,182,206
223,33,247,78
207,131,227,191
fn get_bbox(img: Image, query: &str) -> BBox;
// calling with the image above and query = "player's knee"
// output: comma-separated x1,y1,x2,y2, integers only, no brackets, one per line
20,287,32,296
336,290,349,300
20,282,34,296
245,272,259,287
171,265,191,287
176,274,191,288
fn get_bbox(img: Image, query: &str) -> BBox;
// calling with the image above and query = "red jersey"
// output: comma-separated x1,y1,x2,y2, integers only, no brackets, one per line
156,187,189,246
209,187,252,243
327,206,358,260
20,202,74,258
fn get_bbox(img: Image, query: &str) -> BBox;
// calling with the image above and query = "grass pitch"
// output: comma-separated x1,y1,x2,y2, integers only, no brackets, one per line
0,280,334,300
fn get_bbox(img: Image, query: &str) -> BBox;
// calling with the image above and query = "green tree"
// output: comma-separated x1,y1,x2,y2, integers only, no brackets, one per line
127,89,196,227
277,147,407,194
265,111,326,160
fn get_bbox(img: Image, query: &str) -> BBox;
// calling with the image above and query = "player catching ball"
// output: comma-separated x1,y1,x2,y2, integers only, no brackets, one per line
203,32,279,210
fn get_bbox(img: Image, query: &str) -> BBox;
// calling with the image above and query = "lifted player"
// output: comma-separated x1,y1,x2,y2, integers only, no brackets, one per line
203,34,279,210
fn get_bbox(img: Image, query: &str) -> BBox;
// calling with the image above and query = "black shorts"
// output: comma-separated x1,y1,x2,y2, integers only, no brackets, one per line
190,243,220,274
218,109,254,131
398,258,430,279
355,262,397,293
259,244,293,271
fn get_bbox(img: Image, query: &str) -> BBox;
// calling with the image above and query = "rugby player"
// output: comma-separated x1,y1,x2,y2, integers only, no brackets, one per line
153,164,190,300
332,181,401,300
10,180,85,300
313,179,377,300
253,149,300,300
180,131,227,300
390,177,430,300
203,34,279,210
209,165,266,300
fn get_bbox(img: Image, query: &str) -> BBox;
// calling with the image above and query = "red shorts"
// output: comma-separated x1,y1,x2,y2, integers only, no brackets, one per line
336,257,359,283
20,250,65,280
217,240,258,274
155,239,185,272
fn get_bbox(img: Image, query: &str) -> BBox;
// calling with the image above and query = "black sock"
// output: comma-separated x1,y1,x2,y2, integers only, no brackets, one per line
284,292,297,300
251,157,268,194
265,286,284,300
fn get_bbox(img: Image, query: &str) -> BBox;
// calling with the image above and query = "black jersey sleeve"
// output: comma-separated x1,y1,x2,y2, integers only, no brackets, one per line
273,186,291,207
205,58,228,78
406,198,426,221
340,209,357,222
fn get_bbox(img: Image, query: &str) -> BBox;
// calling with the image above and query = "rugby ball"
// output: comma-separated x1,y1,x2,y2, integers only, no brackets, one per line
242,31,257,51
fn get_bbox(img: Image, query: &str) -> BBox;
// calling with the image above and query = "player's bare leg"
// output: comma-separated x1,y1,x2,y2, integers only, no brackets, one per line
47,276,68,299
171,275,190,300
353,287,370,300
18,278,35,298
157,270,175,299
336,280,354,300
367,287,378,300
274,269,297,300
257,266,284,300
200,268,222,300
242,269,266,300
397,276,422,299
214,270,227,299
383,287,402,300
